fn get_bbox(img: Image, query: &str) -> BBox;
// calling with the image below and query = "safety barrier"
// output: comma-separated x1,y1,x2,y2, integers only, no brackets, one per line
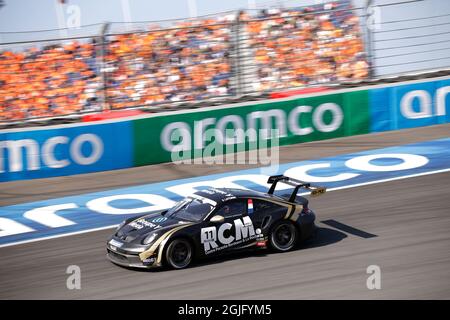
133,89,369,166
0,121,133,181
1,75,449,182
370,78,450,131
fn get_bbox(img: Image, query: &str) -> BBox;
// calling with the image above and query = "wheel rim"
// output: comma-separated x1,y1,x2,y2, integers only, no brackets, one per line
272,223,296,251
168,240,192,268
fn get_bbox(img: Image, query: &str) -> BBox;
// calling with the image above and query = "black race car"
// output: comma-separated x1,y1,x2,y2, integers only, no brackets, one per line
106,175,326,269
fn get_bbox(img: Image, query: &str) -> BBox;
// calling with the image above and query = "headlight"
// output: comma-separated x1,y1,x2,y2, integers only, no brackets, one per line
142,233,158,245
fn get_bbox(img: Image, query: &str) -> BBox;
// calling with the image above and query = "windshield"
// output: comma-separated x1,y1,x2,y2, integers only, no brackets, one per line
165,197,215,222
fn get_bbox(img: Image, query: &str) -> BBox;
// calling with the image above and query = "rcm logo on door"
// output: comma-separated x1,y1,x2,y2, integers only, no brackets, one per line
0,133,103,173
201,217,259,254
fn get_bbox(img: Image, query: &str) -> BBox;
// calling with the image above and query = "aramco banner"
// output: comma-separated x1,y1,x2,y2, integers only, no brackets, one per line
133,90,370,166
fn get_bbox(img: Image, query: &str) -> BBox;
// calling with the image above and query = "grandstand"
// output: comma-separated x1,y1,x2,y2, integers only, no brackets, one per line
0,0,367,122
0,42,100,120
1,0,450,124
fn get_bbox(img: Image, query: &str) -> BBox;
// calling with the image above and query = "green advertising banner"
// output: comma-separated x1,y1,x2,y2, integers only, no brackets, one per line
133,90,370,166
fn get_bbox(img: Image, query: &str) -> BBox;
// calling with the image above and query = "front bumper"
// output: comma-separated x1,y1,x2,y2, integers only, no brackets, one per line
106,241,159,269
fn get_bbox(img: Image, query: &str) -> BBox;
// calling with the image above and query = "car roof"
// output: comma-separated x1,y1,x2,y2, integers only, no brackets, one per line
194,187,275,205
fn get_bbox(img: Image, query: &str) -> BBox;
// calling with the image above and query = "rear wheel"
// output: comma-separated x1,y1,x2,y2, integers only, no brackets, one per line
165,238,193,269
269,221,298,252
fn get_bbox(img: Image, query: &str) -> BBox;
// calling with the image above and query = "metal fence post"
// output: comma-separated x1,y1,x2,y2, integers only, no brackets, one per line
99,22,110,111
233,11,243,96
364,0,376,79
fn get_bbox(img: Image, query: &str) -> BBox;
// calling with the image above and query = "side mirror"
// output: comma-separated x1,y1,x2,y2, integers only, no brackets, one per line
210,215,225,223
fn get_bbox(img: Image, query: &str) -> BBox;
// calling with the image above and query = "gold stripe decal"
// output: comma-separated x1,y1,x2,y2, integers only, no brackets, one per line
139,223,194,262
284,204,294,219
289,205,303,222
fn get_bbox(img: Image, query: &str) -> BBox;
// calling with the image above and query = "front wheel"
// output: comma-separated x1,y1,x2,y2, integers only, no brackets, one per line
269,221,298,252
165,238,193,269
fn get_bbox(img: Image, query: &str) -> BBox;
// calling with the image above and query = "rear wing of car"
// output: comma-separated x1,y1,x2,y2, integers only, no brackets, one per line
267,175,326,202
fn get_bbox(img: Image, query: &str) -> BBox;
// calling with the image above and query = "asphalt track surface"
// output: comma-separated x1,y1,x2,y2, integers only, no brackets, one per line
0,124,449,299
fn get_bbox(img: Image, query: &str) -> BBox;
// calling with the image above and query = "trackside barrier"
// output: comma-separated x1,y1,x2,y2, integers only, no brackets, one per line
370,78,450,132
0,121,133,181
133,89,369,166
1,76,449,182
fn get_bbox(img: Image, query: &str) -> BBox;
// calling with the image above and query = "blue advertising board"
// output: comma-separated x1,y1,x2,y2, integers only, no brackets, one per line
0,121,133,181
370,78,450,132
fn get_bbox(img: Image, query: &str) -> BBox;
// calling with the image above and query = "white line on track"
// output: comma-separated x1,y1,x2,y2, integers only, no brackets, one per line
1,167,449,249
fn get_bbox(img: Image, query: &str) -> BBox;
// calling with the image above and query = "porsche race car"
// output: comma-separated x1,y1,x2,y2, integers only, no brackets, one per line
106,175,326,269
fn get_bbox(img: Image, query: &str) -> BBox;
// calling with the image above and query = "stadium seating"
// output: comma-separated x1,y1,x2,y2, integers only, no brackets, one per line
104,18,233,109
245,1,368,91
0,42,101,121
0,1,368,121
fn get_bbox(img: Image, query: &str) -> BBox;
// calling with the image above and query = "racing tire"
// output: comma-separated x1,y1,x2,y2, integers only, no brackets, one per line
269,221,298,252
165,238,193,269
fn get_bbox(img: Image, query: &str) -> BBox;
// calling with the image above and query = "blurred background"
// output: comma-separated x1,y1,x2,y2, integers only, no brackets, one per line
0,0,449,122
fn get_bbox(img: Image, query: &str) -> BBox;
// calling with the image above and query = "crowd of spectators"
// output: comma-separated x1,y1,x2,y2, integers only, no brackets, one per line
245,1,368,91
104,17,233,109
0,42,101,120
0,1,368,121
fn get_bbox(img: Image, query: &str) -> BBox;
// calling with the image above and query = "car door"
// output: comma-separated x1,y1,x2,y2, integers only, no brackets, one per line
199,199,252,256
248,199,289,235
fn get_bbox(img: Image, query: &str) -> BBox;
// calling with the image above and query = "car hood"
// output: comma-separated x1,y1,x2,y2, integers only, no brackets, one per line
115,212,192,243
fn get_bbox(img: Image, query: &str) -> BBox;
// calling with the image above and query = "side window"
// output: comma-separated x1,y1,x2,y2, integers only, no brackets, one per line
253,200,273,212
253,200,287,215
216,200,246,218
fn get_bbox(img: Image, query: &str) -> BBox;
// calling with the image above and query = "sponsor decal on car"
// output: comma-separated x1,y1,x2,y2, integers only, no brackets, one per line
108,239,123,251
200,216,260,254
190,193,217,206
151,217,167,223
142,257,156,265
129,218,162,230
248,199,254,215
